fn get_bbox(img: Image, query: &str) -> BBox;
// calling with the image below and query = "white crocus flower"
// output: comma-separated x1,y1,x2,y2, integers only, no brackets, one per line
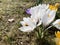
42,9,56,26
42,4,59,26
53,19,60,29
36,4,49,26
19,17,36,32
30,4,49,26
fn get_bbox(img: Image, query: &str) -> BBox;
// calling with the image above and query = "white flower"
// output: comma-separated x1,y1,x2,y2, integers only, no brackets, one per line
19,17,36,32
53,19,60,29
36,4,49,26
41,4,60,27
30,4,49,26
42,8,57,26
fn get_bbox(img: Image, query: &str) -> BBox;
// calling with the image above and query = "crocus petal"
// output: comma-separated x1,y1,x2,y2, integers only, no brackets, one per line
24,18,36,27
38,4,49,10
19,26,34,32
20,17,30,26
30,6,39,16
23,17,37,28
53,19,60,29
20,21,25,26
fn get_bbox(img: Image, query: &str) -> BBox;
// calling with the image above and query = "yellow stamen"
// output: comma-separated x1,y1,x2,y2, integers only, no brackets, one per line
48,14,50,17
24,23,28,26
49,5,58,11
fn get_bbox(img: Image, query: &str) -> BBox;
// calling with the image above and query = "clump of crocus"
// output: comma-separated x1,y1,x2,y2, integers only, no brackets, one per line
19,3,60,33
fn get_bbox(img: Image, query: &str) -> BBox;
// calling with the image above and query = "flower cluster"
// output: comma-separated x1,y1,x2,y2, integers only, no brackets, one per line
19,3,60,32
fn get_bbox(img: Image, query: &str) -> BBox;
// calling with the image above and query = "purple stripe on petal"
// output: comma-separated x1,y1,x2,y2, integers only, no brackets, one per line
26,9,31,14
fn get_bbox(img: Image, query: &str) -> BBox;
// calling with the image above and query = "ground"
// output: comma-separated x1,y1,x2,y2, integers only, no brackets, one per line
0,0,60,45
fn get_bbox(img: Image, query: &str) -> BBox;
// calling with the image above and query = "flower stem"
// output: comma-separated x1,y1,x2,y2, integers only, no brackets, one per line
45,25,53,31
41,25,53,38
